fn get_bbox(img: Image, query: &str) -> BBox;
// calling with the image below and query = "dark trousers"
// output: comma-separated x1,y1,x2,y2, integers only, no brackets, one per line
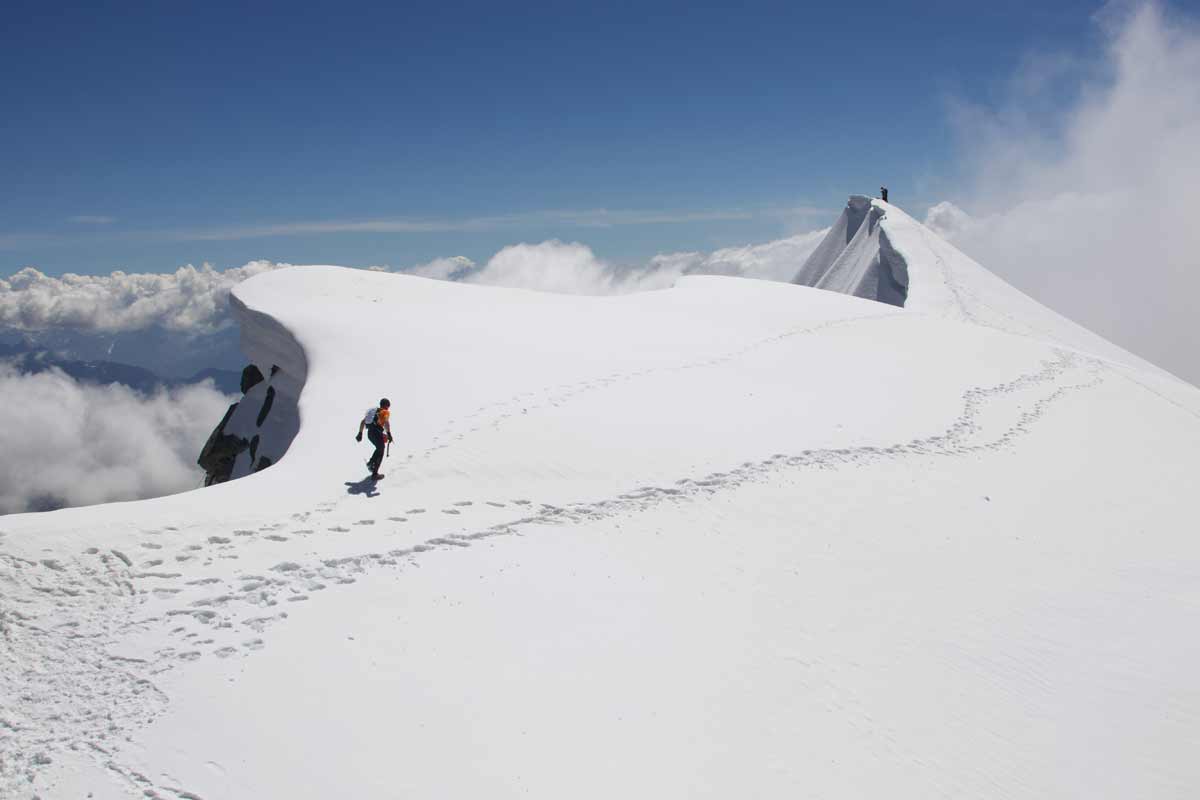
366,424,385,472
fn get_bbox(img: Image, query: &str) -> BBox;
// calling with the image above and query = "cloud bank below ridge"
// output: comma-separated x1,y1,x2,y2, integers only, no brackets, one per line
0,261,293,335
408,231,827,295
2,230,828,335
0,365,234,515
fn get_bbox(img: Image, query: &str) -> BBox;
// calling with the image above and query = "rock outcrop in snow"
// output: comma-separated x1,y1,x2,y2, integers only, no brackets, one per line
196,398,241,485
196,296,303,484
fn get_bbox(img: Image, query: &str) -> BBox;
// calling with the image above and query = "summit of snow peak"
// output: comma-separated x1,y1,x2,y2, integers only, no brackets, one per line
794,195,1165,375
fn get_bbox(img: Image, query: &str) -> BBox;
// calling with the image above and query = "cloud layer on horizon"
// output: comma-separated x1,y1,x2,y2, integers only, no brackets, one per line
408,231,827,295
1,229,827,335
0,261,294,335
931,2,1200,383
0,365,234,515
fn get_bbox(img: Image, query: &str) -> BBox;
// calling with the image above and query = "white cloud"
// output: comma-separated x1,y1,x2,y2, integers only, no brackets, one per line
922,201,976,241
934,2,1200,383
406,256,478,282
467,241,631,294
681,233,831,283
406,230,829,296
0,364,234,514
68,215,117,225
0,260,294,334
1,224,827,339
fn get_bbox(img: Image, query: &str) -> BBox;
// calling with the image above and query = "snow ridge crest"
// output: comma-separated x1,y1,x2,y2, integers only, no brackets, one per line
792,195,908,307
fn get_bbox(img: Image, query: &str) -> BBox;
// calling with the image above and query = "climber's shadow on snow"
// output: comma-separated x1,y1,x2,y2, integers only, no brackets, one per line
344,477,381,498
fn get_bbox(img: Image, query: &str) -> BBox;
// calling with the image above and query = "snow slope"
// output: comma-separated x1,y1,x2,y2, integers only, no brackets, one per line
794,196,1167,375
3,255,1200,798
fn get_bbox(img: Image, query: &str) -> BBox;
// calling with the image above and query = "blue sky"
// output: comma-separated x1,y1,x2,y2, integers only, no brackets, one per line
2,0,1113,275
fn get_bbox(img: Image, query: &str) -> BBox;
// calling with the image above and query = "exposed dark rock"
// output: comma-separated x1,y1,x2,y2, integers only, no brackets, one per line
197,402,249,486
199,361,298,487
240,364,265,394
256,386,276,427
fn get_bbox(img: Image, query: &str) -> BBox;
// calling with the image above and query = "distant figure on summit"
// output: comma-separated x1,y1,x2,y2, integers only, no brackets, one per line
880,186,889,203
355,398,393,480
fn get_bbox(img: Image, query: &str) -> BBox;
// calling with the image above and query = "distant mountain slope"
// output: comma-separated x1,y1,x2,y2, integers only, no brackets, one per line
793,195,1167,376
180,367,242,395
3,265,1198,798
0,323,246,379
2,350,241,394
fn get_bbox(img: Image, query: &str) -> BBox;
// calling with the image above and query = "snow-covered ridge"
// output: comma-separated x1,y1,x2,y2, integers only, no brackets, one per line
227,290,308,401
195,200,1173,492
4,249,1200,797
795,195,1166,376
792,194,909,306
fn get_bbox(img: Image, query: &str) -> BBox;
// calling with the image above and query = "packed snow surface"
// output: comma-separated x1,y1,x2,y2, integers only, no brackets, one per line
3,222,1200,798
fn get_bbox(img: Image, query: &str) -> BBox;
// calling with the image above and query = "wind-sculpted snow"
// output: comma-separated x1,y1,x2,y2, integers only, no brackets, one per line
795,195,1168,377
791,195,908,305
2,269,1199,798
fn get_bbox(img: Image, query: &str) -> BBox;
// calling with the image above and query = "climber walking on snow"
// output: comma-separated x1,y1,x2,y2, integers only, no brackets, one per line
356,398,393,480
